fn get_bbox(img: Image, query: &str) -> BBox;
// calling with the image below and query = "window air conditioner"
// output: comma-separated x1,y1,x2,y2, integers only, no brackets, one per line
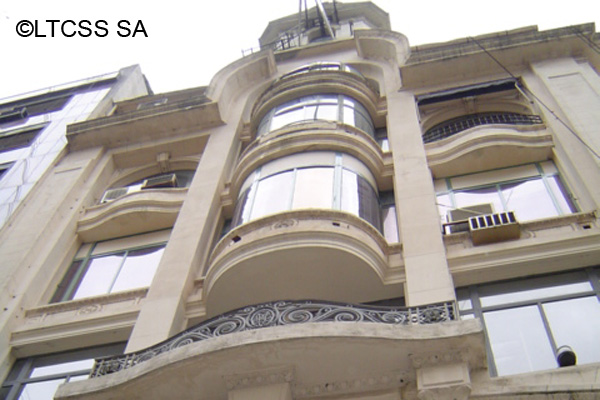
141,173,178,189
448,203,494,221
468,211,520,245
445,203,494,234
100,187,130,203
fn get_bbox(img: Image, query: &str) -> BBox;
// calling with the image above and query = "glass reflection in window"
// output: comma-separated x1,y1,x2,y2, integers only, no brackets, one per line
2,344,124,400
437,163,575,223
234,164,381,231
53,242,165,302
257,94,374,137
457,268,600,376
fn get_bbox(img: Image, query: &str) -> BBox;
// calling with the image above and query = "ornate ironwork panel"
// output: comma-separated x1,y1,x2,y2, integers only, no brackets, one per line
90,300,456,378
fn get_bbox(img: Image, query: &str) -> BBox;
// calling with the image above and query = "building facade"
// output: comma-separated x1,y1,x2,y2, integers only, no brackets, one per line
1,2,600,399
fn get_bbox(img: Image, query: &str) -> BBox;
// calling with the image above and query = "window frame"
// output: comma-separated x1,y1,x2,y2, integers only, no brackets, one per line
436,162,576,224
1,343,124,400
257,93,374,137
51,233,169,303
457,267,600,376
233,154,382,231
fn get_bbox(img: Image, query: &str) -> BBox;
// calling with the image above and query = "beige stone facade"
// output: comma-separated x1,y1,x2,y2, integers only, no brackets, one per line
1,2,600,399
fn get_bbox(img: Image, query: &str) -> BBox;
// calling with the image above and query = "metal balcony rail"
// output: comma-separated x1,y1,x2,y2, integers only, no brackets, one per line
90,299,456,377
423,112,543,144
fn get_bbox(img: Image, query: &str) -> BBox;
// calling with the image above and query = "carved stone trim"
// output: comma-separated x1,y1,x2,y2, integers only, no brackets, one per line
293,371,409,398
410,350,470,369
224,366,295,391
26,288,148,318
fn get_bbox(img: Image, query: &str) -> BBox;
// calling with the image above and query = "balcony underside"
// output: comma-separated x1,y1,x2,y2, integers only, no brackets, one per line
204,210,402,317
77,189,186,242
56,316,485,400
425,125,553,178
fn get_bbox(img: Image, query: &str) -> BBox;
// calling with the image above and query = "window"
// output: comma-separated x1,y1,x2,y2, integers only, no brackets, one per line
51,231,169,302
257,94,374,137
0,162,14,181
0,123,47,153
101,170,195,203
1,344,124,400
436,162,576,225
232,152,382,231
279,62,364,80
457,268,600,376
380,191,398,243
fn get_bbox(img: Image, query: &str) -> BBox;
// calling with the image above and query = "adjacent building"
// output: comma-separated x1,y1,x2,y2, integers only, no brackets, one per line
1,2,600,399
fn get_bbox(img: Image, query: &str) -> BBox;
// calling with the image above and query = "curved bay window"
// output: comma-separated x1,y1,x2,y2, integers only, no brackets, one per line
256,94,374,137
232,152,381,231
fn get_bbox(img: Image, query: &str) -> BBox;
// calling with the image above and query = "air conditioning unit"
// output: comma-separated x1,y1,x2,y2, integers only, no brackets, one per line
141,173,177,189
100,187,131,203
448,203,494,222
468,211,520,245
444,203,494,234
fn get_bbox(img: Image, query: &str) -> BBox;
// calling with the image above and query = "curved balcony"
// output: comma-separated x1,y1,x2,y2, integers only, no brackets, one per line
56,300,484,400
77,189,187,242
91,300,458,378
425,123,553,178
423,112,543,143
204,210,402,317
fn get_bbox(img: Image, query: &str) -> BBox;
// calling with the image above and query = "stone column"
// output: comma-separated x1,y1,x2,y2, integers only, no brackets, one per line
126,121,240,352
386,91,455,306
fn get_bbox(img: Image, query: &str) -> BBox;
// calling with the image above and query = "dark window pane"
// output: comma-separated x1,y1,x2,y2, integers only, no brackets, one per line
357,175,381,231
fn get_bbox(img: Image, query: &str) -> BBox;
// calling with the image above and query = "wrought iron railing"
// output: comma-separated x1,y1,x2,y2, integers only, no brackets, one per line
423,112,543,144
90,300,456,377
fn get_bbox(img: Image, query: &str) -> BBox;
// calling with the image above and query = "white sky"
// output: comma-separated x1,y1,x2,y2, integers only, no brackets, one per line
0,0,598,99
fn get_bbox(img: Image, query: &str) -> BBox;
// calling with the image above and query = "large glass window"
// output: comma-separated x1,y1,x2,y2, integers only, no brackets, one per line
51,231,169,302
233,153,382,231
436,162,576,224
257,94,374,137
1,344,124,400
457,268,600,376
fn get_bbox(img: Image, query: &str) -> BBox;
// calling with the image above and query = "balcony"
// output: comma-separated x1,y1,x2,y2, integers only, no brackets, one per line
55,300,485,400
77,188,187,242
423,112,543,144
91,299,458,378
204,210,402,316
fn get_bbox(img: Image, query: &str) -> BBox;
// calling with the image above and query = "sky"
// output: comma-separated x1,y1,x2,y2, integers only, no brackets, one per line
0,0,598,99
